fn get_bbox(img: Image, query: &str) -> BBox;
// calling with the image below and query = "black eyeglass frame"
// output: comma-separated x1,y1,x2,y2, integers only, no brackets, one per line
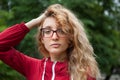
40,28,68,38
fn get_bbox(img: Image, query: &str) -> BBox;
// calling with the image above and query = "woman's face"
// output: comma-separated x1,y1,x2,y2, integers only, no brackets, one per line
41,17,69,56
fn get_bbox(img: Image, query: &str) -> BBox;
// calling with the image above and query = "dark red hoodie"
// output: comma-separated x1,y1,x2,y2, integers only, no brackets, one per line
0,23,96,80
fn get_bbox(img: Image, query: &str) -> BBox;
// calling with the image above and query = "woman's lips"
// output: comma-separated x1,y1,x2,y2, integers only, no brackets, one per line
50,44,61,48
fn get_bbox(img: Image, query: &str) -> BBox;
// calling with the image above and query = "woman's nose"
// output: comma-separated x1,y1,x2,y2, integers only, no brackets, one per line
51,32,59,40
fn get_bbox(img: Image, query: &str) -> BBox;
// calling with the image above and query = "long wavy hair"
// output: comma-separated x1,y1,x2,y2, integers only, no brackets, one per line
36,4,100,80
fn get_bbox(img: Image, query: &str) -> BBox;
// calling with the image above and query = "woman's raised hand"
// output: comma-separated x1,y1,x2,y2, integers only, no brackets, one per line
25,13,46,29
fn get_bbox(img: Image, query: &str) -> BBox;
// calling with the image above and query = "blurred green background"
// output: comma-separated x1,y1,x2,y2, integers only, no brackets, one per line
0,0,120,80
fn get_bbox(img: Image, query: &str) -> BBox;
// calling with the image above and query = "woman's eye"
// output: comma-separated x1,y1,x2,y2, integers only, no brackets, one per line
58,29,65,34
44,30,51,34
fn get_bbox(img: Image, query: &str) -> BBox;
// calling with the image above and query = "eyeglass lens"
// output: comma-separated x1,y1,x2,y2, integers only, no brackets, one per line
41,28,67,38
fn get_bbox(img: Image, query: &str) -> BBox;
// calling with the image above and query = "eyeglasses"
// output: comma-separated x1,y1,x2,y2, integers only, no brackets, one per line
41,28,67,38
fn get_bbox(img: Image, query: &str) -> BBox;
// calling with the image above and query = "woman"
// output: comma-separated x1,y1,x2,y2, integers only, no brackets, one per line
0,4,100,80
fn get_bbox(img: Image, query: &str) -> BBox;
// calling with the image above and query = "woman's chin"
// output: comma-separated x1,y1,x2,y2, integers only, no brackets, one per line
49,49,62,54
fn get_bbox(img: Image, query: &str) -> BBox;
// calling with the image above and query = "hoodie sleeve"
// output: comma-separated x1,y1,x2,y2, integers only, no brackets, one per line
0,47,39,76
0,22,29,51
0,23,33,76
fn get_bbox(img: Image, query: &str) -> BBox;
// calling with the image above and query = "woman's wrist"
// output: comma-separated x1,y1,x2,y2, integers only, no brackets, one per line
25,19,37,29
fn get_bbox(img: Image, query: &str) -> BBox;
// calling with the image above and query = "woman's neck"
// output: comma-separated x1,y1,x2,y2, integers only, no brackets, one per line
50,53,67,62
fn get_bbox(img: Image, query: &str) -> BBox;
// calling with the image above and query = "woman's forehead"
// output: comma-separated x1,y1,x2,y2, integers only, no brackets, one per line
42,17,59,29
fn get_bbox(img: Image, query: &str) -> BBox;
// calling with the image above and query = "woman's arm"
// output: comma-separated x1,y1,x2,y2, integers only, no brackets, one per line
0,13,45,76
0,13,45,51
0,23,29,51
25,13,45,29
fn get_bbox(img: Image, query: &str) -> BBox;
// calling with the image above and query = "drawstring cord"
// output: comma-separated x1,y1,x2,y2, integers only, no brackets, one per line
42,58,48,80
41,58,57,80
51,61,57,80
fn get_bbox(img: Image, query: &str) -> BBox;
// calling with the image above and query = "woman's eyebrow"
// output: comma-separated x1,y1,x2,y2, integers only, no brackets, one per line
43,26,52,29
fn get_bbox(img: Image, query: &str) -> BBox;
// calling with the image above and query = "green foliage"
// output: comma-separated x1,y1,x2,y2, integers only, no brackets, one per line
0,61,25,80
0,0,120,79
0,10,13,27
0,25,7,31
8,0,46,25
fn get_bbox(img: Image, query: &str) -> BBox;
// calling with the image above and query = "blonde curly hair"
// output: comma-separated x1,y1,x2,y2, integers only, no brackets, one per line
36,4,101,80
